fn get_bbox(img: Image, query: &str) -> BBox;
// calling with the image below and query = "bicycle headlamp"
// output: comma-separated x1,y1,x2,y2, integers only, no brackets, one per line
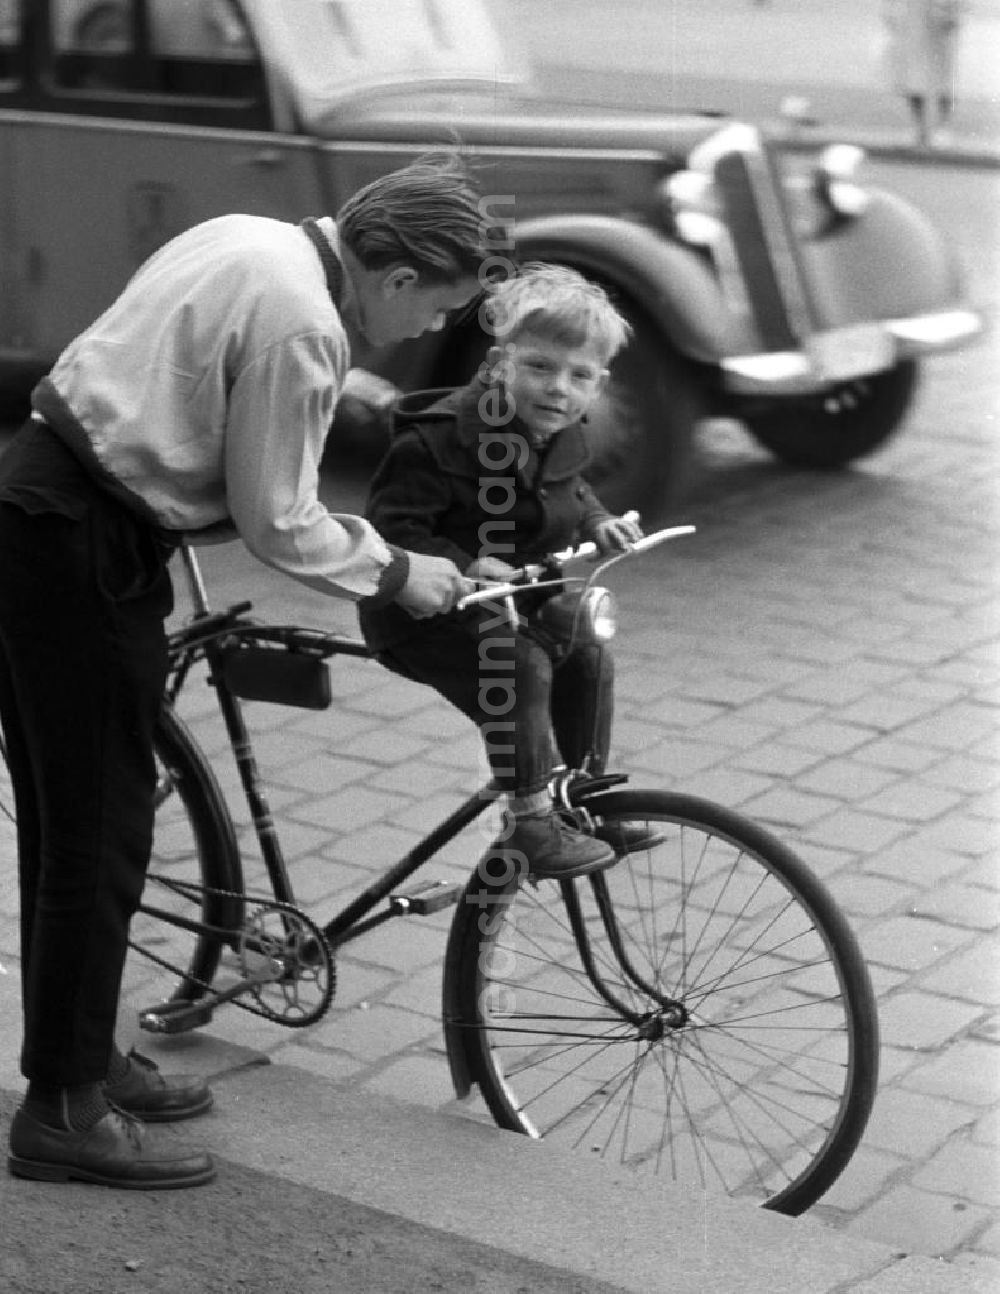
583,587,617,641
536,586,617,645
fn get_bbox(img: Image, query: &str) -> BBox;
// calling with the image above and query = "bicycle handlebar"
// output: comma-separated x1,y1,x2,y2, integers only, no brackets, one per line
455,519,696,610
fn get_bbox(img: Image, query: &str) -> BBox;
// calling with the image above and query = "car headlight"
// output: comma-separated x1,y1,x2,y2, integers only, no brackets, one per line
658,170,722,246
815,143,869,218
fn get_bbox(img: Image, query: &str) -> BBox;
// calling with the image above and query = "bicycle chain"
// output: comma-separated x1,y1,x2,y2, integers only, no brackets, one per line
136,875,337,1027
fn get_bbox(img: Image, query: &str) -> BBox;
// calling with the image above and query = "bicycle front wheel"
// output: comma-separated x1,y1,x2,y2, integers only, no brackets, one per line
449,788,879,1215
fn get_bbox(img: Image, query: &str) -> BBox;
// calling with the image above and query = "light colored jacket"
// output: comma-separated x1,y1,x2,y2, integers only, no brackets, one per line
32,214,406,604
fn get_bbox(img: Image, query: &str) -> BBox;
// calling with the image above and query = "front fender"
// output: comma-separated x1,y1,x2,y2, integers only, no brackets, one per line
442,881,476,1100
513,214,738,364
804,188,970,328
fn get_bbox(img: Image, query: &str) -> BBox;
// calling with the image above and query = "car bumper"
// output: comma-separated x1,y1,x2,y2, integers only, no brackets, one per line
720,308,983,395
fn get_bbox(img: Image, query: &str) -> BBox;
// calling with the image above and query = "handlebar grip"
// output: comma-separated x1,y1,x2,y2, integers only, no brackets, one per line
456,582,522,610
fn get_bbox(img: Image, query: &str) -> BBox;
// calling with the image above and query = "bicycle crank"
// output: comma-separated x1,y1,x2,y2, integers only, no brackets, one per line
135,888,335,1034
236,899,336,1026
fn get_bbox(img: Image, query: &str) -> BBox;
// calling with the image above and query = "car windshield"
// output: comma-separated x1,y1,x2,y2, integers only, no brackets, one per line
243,0,523,124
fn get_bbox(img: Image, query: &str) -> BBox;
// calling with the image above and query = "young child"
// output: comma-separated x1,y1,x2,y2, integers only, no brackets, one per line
359,263,643,879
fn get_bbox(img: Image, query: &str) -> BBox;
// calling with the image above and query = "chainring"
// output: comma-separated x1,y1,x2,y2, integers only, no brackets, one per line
237,900,337,1027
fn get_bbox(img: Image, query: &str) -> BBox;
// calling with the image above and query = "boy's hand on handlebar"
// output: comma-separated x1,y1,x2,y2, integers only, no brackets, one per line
396,552,475,619
467,556,518,582
593,515,644,555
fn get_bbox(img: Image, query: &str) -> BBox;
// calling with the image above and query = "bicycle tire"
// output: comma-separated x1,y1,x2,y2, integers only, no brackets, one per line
120,704,244,1027
446,787,879,1215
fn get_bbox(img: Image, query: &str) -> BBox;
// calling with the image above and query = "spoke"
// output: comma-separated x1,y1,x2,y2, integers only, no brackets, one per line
683,950,834,1010
498,893,644,1014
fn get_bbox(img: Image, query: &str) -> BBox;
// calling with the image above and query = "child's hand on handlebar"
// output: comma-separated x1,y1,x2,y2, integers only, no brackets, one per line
592,514,644,555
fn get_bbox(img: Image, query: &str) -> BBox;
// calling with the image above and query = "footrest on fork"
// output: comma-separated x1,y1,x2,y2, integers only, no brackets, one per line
389,880,462,915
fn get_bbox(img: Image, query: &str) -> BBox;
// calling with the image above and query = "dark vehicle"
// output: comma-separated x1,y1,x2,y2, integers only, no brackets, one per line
0,0,982,513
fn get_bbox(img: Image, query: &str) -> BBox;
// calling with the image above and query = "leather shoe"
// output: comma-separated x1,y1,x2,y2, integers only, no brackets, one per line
506,812,616,881
8,1106,215,1189
593,821,668,855
104,1049,213,1123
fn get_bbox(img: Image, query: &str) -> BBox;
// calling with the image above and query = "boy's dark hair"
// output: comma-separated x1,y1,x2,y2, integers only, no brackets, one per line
337,152,492,283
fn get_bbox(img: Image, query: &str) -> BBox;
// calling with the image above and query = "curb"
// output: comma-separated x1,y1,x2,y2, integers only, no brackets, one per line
1,963,999,1294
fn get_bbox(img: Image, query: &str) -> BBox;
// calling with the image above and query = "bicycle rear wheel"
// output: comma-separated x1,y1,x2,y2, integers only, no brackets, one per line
447,788,879,1215
120,704,244,1028
0,705,242,1030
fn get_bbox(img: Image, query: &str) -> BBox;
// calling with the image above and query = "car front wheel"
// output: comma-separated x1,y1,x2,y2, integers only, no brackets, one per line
739,359,919,469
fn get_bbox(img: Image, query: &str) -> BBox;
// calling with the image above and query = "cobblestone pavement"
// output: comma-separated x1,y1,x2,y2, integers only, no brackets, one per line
46,291,988,1269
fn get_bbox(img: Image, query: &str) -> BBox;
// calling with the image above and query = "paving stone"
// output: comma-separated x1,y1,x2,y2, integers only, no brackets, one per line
803,809,910,853
861,915,975,974
863,1086,980,1159
863,837,976,886
921,946,1000,1006
628,737,729,778
732,742,824,777
824,873,912,918
291,785,409,831
903,1039,1000,1106
365,1054,457,1108
796,759,900,801
876,991,985,1052
854,737,944,773
274,752,380,793
646,695,730,728
677,765,773,808
911,1138,1000,1207
740,785,841,828
848,1182,993,1257
857,780,965,822
839,692,952,732
909,883,1000,931
274,1043,366,1083
814,1144,908,1214
895,704,998,752
784,719,878,755
970,1108,1000,1146
320,1003,441,1063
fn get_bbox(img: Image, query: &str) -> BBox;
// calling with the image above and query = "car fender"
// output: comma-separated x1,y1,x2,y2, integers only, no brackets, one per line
804,187,969,329
512,213,737,364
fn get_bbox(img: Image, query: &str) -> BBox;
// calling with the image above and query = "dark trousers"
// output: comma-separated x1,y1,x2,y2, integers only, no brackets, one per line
378,611,613,796
0,426,173,1085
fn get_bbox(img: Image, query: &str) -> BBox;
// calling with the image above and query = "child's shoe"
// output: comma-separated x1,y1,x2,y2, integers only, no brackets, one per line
507,811,616,880
593,821,668,855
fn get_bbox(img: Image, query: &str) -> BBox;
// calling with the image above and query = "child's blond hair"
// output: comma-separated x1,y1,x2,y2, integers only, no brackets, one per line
484,263,631,364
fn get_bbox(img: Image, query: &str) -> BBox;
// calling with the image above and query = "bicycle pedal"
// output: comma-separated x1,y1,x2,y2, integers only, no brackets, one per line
138,998,214,1035
389,880,462,915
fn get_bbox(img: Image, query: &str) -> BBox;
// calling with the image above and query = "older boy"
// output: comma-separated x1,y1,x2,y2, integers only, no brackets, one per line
0,154,487,1189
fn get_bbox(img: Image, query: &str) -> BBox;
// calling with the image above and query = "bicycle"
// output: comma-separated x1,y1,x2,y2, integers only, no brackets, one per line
0,523,879,1216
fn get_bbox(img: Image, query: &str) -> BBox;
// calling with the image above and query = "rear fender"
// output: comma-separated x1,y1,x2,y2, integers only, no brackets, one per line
512,214,737,364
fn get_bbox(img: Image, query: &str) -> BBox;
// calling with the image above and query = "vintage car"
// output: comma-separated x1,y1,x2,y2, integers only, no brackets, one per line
0,0,982,515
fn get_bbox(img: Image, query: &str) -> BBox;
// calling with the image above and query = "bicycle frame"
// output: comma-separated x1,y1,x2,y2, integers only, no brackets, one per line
167,544,504,953
144,531,693,1029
